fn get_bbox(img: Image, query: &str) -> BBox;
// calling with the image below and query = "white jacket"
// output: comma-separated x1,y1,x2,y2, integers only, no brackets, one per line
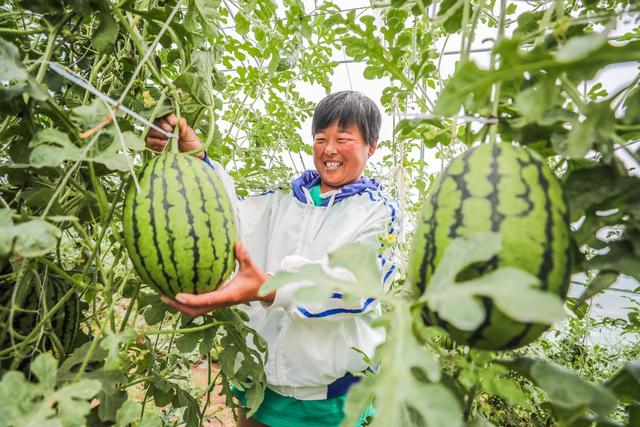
208,160,399,400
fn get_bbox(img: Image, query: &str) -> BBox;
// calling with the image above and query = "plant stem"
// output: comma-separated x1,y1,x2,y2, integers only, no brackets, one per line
0,27,45,35
35,13,72,83
112,7,169,87
145,321,224,335
171,94,181,154
200,352,220,420
118,0,184,103
560,75,587,112
488,0,507,144
463,383,479,421
119,280,140,333
80,179,125,280
73,310,106,382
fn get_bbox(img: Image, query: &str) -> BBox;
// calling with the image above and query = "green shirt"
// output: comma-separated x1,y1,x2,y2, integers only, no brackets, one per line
309,183,325,206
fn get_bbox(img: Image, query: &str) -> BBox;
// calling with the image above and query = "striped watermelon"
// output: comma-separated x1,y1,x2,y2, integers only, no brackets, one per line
0,269,80,358
123,153,238,297
409,143,571,350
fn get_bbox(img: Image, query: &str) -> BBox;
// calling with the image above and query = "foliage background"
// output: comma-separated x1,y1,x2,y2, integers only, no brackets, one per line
0,0,639,426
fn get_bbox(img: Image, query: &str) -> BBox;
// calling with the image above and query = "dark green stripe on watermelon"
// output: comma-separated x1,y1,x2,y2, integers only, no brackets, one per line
125,161,158,290
190,159,219,291
409,143,571,351
49,276,80,355
123,153,238,297
198,160,235,284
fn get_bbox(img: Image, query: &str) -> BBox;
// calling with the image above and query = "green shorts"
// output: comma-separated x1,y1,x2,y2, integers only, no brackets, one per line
234,386,375,427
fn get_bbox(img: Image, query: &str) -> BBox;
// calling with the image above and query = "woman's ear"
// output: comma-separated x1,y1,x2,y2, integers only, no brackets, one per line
368,141,378,158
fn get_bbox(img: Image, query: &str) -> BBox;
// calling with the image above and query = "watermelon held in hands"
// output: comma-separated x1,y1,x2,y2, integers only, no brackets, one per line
409,143,571,351
123,153,238,297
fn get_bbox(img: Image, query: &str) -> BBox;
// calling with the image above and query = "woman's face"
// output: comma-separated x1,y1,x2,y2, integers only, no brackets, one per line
312,120,377,192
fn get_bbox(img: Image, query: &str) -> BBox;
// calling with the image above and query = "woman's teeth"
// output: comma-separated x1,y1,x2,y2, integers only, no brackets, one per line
325,161,343,169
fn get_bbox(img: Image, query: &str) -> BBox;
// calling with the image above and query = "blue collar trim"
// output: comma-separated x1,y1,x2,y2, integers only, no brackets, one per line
291,170,380,206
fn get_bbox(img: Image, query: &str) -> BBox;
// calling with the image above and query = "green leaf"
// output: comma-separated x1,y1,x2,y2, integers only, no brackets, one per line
466,417,495,427
434,61,492,116
0,38,28,82
555,31,608,63
58,342,129,422
574,271,619,307
92,12,120,54
479,365,530,409
605,361,640,402
235,12,250,35
149,377,174,407
56,380,103,427
71,98,111,128
114,400,140,427
343,301,460,427
503,358,617,418
514,80,556,123
0,354,101,427
100,330,137,371
437,0,463,33
421,234,565,331
29,128,82,168
31,353,58,390
138,412,164,427
3,217,62,258
142,294,170,325
588,240,640,281
122,131,145,150
622,86,640,125
175,330,202,353
175,72,214,105
23,218,60,251
435,40,640,116
554,102,615,158
194,0,220,24
0,209,15,256
92,140,131,172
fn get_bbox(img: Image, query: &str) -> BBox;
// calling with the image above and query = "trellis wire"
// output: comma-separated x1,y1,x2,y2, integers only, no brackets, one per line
48,63,177,140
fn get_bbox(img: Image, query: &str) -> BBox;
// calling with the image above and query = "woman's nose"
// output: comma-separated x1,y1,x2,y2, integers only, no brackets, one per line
324,139,338,154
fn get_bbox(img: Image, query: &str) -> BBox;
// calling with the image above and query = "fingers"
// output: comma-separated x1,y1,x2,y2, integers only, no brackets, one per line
146,116,174,151
163,113,177,127
147,137,167,152
160,295,216,317
235,241,252,267
147,127,168,140
175,290,221,307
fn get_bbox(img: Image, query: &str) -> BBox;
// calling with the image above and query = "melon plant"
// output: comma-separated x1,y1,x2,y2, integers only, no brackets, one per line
409,143,572,350
123,152,238,297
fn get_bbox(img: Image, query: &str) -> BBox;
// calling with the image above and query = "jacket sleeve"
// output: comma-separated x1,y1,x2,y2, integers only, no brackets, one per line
268,198,400,321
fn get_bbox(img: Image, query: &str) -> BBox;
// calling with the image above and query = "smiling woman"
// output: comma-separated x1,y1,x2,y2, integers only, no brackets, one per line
147,90,399,427
311,91,381,192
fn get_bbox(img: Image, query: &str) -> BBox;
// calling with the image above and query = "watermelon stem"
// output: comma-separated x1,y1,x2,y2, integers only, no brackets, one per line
171,92,182,154
487,0,507,145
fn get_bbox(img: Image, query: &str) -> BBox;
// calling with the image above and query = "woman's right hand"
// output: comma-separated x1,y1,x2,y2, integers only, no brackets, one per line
146,113,206,159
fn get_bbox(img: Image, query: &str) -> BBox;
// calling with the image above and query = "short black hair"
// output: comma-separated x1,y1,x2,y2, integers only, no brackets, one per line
311,91,381,146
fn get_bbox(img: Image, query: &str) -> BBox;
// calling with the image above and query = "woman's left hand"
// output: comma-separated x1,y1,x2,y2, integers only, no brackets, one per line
161,241,275,316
